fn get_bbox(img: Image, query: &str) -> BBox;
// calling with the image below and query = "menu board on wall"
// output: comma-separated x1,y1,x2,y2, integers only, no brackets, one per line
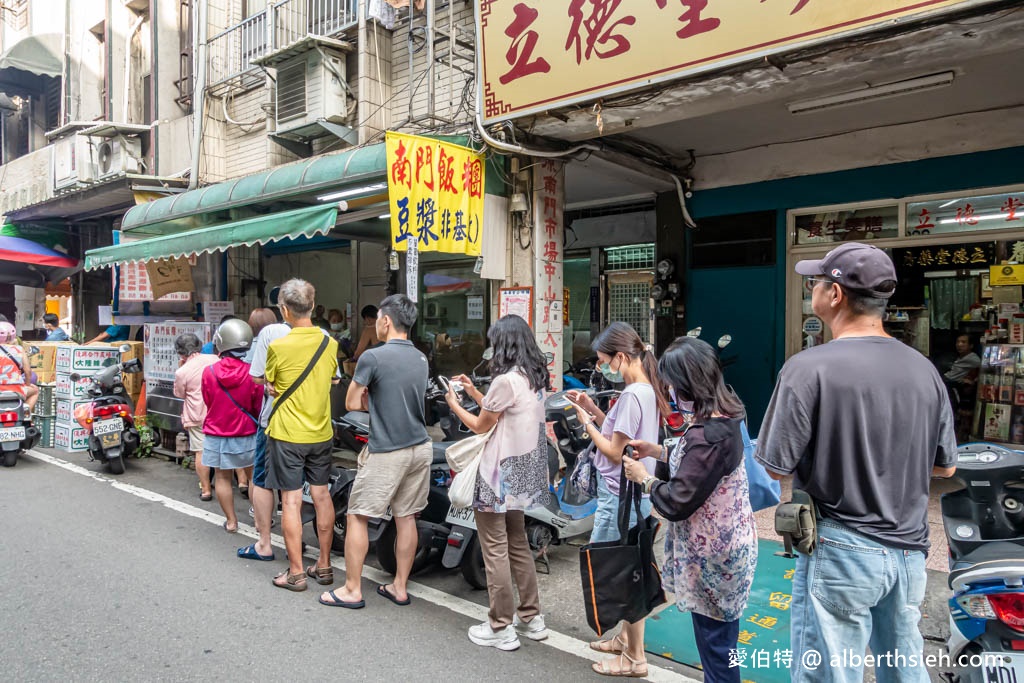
143,322,213,389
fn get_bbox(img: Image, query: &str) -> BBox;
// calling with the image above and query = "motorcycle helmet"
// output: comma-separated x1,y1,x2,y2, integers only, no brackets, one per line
0,322,17,343
213,318,253,355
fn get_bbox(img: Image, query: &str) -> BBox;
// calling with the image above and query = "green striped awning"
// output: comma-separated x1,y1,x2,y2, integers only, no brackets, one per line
84,203,339,270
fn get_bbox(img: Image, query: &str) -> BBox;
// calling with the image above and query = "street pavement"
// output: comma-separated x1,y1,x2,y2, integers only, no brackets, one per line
0,449,698,683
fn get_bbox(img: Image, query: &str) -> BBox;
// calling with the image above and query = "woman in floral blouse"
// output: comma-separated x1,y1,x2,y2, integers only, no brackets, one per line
445,315,552,652
623,335,757,683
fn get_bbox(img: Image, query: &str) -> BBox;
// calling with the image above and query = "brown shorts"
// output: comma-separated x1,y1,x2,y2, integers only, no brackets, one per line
347,441,432,518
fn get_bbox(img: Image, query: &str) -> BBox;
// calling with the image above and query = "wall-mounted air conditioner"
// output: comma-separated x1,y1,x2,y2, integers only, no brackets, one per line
52,134,96,191
94,136,143,180
275,49,349,133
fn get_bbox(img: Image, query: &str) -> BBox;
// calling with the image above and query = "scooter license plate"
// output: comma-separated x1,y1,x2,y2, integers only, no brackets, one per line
0,426,25,442
982,653,1024,682
445,504,475,527
93,418,123,436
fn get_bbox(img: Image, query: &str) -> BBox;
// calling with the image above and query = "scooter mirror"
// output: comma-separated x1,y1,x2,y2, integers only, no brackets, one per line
686,327,702,338
69,372,81,382
28,346,39,354
717,334,732,349
119,344,131,353
544,352,554,363
482,347,494,361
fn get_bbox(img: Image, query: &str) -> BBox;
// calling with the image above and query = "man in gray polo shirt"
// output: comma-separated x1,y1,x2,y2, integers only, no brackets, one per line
756,243,957,683
320,293,430,609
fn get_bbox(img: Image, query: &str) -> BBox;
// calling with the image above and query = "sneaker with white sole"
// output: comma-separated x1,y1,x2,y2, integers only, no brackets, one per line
512,614,549,641
468,622,521,651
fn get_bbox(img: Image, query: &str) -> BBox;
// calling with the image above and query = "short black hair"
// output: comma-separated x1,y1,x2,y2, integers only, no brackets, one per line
174,333,203,356
43,313,59,326
378,294,417,333
360,305,378,320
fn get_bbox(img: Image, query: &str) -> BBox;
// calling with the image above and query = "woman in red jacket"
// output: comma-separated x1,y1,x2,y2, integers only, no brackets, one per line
202,319,263,533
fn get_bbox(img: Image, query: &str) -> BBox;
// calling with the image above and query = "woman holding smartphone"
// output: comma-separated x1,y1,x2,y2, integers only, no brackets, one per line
567,321,667,678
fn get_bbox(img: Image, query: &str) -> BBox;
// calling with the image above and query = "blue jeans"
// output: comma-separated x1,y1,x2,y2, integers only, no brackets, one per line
251,428,268,489
791,518,929,683
590,469,652,544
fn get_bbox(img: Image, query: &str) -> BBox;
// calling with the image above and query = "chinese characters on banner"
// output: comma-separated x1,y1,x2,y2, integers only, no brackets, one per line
478,0,988,123
386,132,486,257
534,160,564,391
794,207,898,244
908,191,1024,237
895,243,992,270
115,260,193,303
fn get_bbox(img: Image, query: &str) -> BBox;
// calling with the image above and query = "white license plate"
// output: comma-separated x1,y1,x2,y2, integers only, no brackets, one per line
0,426,25,442
93,418,123,436
445,504,475,527
983,653,1024,682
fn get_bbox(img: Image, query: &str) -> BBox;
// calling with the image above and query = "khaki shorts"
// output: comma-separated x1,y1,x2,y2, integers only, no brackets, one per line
188,426,205,452
347,442,432,519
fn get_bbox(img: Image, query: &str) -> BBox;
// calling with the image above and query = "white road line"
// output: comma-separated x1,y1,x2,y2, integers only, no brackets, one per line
26,449,697,683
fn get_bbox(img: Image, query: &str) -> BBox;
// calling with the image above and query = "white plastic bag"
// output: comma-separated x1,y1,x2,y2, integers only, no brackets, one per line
448,453,481,509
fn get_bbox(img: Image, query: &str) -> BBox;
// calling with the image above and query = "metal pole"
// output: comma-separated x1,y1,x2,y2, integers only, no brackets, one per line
426,0,435,120
188,0,207,190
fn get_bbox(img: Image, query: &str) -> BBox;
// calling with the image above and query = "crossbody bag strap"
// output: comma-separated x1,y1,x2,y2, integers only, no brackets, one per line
213,373,258,426
267,335,330,424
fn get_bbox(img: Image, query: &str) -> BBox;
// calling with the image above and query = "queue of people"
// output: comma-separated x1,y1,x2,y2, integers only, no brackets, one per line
157,245,952,683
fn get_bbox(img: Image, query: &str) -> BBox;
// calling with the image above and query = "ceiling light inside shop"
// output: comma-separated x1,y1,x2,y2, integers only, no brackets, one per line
317,183,388,202
787,71,955,115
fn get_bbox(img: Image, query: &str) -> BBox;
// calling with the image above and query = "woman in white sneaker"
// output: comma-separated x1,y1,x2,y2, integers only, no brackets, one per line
445,315,552,651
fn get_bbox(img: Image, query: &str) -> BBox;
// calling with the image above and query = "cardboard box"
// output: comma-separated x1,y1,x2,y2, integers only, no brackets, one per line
55,399,92,424
35,371,56,385
122,371,144,398
54,423,90,451
55,345,120,374
108,340,144,362
55,372,93,399
24,342,62,374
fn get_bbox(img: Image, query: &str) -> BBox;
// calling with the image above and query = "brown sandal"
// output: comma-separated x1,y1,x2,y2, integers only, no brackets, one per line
590,635,626,654
272,570,307,592
592,652,648,678
306,564,334,585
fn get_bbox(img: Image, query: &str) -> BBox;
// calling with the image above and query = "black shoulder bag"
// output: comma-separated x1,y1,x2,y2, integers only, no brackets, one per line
267,336,330,424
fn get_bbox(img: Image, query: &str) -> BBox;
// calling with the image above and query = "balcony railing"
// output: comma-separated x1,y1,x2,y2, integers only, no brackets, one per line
207,0,358,89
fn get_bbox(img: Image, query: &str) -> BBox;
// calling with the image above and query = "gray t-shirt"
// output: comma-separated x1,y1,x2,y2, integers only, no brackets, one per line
353,339,429,453
755,336,957,552
249,323,292,428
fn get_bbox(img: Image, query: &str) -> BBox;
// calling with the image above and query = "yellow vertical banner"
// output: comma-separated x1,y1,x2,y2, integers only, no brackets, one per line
386,132,486,256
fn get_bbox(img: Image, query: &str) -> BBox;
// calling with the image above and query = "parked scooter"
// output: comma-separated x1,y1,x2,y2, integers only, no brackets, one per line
0,347,41,467
943,442,1024,682
72,345,142,474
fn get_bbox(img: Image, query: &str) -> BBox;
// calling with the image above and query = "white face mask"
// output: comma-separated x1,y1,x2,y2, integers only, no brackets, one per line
330,322,344,331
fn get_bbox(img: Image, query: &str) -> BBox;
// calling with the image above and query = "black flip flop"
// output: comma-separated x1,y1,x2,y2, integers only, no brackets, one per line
377,584,411,606
319,589,364,609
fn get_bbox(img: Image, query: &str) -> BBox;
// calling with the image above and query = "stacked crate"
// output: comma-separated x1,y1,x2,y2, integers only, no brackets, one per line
32,383,55,448
53,346,120,452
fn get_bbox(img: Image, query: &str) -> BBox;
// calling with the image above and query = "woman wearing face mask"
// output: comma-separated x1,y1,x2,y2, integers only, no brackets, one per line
622,336,756,683
566,321,667,678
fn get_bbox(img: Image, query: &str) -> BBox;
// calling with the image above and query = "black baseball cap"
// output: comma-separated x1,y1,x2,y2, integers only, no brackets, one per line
795,243,897,299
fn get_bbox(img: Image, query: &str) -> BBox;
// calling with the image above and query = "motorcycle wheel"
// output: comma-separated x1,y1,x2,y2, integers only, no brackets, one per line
376,521,432,576
108,454,125,474
2,450,17,467
460,534,488,590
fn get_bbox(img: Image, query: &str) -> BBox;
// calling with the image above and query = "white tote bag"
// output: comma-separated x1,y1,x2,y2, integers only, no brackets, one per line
448,452,482,509
445,424,495,473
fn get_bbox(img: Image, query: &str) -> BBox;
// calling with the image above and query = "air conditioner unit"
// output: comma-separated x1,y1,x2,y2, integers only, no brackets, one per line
52,134,96,191
94,136,143,180
275,49,349,133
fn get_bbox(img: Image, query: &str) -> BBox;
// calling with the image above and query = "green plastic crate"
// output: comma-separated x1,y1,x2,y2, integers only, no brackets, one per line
33,384,55,418
35,415,55,448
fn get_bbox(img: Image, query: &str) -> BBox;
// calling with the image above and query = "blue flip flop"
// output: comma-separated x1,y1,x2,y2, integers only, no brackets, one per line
237,543,275,561
319,590,365,609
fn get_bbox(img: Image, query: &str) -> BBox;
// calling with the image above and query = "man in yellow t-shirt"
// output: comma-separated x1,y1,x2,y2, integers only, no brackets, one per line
259,279,339,592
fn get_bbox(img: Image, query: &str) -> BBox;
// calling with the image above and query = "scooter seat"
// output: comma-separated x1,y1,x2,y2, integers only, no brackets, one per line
0,391,22,401
948,541,1024,588
432,442,450,466
340,411,369,431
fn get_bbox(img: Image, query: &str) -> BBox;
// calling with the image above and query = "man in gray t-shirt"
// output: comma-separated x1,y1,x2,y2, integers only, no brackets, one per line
755,243,956,683
320,294,431,610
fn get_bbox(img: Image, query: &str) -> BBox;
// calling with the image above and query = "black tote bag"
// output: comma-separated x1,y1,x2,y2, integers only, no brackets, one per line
579,461,666,636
